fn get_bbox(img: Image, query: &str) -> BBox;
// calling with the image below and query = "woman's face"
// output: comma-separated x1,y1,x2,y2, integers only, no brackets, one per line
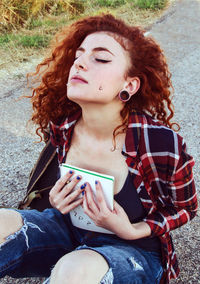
67,32,131,104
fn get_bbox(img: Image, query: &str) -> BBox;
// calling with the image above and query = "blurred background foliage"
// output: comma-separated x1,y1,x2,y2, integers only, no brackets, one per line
0,0,85,32
0,0,167,32
0,0,169,66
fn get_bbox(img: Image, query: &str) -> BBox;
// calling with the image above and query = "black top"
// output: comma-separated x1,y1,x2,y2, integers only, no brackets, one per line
113,172,161,252
74,170,161,253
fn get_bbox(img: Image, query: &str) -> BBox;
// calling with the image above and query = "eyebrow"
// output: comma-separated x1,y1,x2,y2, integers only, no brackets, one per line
76,46,114,56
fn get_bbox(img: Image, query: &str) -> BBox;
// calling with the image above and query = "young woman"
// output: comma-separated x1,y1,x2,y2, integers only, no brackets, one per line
0,14,197,284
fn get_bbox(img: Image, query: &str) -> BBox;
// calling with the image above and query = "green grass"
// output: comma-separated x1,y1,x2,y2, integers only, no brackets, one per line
93,0,126,7
0,0,169,67
93,0,166,9
0,33,50,48
134,0,166,10
18,34,50,48
0,34,13,45
27,19,44,30
27,16,71,30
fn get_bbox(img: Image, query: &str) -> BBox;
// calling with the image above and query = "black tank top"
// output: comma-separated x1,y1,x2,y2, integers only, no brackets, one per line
59,167,161,252
114,172,161,252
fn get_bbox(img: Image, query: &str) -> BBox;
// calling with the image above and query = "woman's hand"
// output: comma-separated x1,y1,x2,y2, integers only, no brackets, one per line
49,171,85,214
82,181,136,240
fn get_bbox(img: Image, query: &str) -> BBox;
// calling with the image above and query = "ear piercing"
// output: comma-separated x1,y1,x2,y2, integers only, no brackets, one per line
118,90,131,102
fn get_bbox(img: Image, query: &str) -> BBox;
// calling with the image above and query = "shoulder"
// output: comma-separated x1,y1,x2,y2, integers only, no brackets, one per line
129,111,183,155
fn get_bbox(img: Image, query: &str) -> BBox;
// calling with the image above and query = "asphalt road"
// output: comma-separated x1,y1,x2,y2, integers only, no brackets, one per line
0,0,199,283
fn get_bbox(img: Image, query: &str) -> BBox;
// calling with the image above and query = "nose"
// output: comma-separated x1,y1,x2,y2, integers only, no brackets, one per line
75,55,88,71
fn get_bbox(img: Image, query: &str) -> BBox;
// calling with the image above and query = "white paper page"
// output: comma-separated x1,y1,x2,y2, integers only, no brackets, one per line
60,164,115,234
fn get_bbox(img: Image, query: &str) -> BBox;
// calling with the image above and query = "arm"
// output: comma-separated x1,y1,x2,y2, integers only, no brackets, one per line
82,181,152,240
143,138,198,237
81,136,198,240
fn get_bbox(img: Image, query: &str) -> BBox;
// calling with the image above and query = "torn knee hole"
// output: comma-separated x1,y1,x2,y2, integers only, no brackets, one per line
0,210,45,249
100,268,114,284
0,210,23,242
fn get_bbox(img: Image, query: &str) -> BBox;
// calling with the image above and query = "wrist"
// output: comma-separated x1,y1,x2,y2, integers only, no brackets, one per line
130,221,152,240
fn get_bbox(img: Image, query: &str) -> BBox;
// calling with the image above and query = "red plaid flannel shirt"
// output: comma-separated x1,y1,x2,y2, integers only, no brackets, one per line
50,110,198,283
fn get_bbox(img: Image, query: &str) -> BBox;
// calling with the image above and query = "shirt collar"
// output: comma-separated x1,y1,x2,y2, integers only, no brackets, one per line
52,110,142,159
123,111,142,158
58,110,82,131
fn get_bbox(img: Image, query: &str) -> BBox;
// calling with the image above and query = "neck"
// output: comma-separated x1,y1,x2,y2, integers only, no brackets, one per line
78,102,123,140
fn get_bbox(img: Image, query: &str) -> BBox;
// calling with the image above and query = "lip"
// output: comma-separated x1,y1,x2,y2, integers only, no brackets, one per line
70,75,88,84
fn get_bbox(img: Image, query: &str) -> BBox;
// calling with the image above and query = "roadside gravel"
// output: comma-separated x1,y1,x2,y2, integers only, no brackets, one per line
0,0,199,283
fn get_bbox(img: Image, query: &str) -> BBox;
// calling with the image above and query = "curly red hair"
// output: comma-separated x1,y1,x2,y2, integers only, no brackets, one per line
28,13,178,140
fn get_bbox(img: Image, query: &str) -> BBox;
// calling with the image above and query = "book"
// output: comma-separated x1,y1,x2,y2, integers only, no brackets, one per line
60,164,115,234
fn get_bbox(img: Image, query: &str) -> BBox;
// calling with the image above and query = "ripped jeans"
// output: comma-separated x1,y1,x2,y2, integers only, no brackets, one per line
0,208,163,284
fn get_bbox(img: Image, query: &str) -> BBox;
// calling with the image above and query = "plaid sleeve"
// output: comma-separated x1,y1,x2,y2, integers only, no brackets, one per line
143,134,198,237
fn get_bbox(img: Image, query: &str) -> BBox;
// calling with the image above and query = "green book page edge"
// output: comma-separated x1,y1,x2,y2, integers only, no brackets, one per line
61,164,114,182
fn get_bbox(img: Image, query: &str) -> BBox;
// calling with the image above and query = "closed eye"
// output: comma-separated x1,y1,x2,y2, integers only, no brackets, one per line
95,59,112,63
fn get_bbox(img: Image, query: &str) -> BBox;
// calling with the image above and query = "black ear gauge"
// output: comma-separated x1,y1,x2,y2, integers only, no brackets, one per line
118,90,131,102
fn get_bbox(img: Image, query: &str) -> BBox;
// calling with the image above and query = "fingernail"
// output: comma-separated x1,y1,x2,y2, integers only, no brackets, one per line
95,180,98,185
77,175,81,180
81,191,85,196
69,170,73,174
80,184,86,190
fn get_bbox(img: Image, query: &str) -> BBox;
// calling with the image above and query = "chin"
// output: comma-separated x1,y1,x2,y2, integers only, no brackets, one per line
67,93,85,101
68,96,105,106
67,94,89,105
67,91,111,105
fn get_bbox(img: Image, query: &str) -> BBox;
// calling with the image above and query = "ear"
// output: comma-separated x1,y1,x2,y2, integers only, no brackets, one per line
124,77,140,97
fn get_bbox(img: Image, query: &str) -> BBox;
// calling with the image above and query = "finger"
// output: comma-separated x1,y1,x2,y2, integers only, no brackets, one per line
62,182,86,205
59,175,82,199
50,170,74,196
50,175,82,206
82,193,95,220
95,180,109,211
84,183,99,215
59,197,83,215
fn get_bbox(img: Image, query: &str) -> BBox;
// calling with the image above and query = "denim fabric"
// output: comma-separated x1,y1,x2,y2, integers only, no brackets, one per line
0,208,163,283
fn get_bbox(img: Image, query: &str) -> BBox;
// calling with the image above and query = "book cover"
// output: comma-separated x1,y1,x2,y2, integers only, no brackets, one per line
60,164,115,234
